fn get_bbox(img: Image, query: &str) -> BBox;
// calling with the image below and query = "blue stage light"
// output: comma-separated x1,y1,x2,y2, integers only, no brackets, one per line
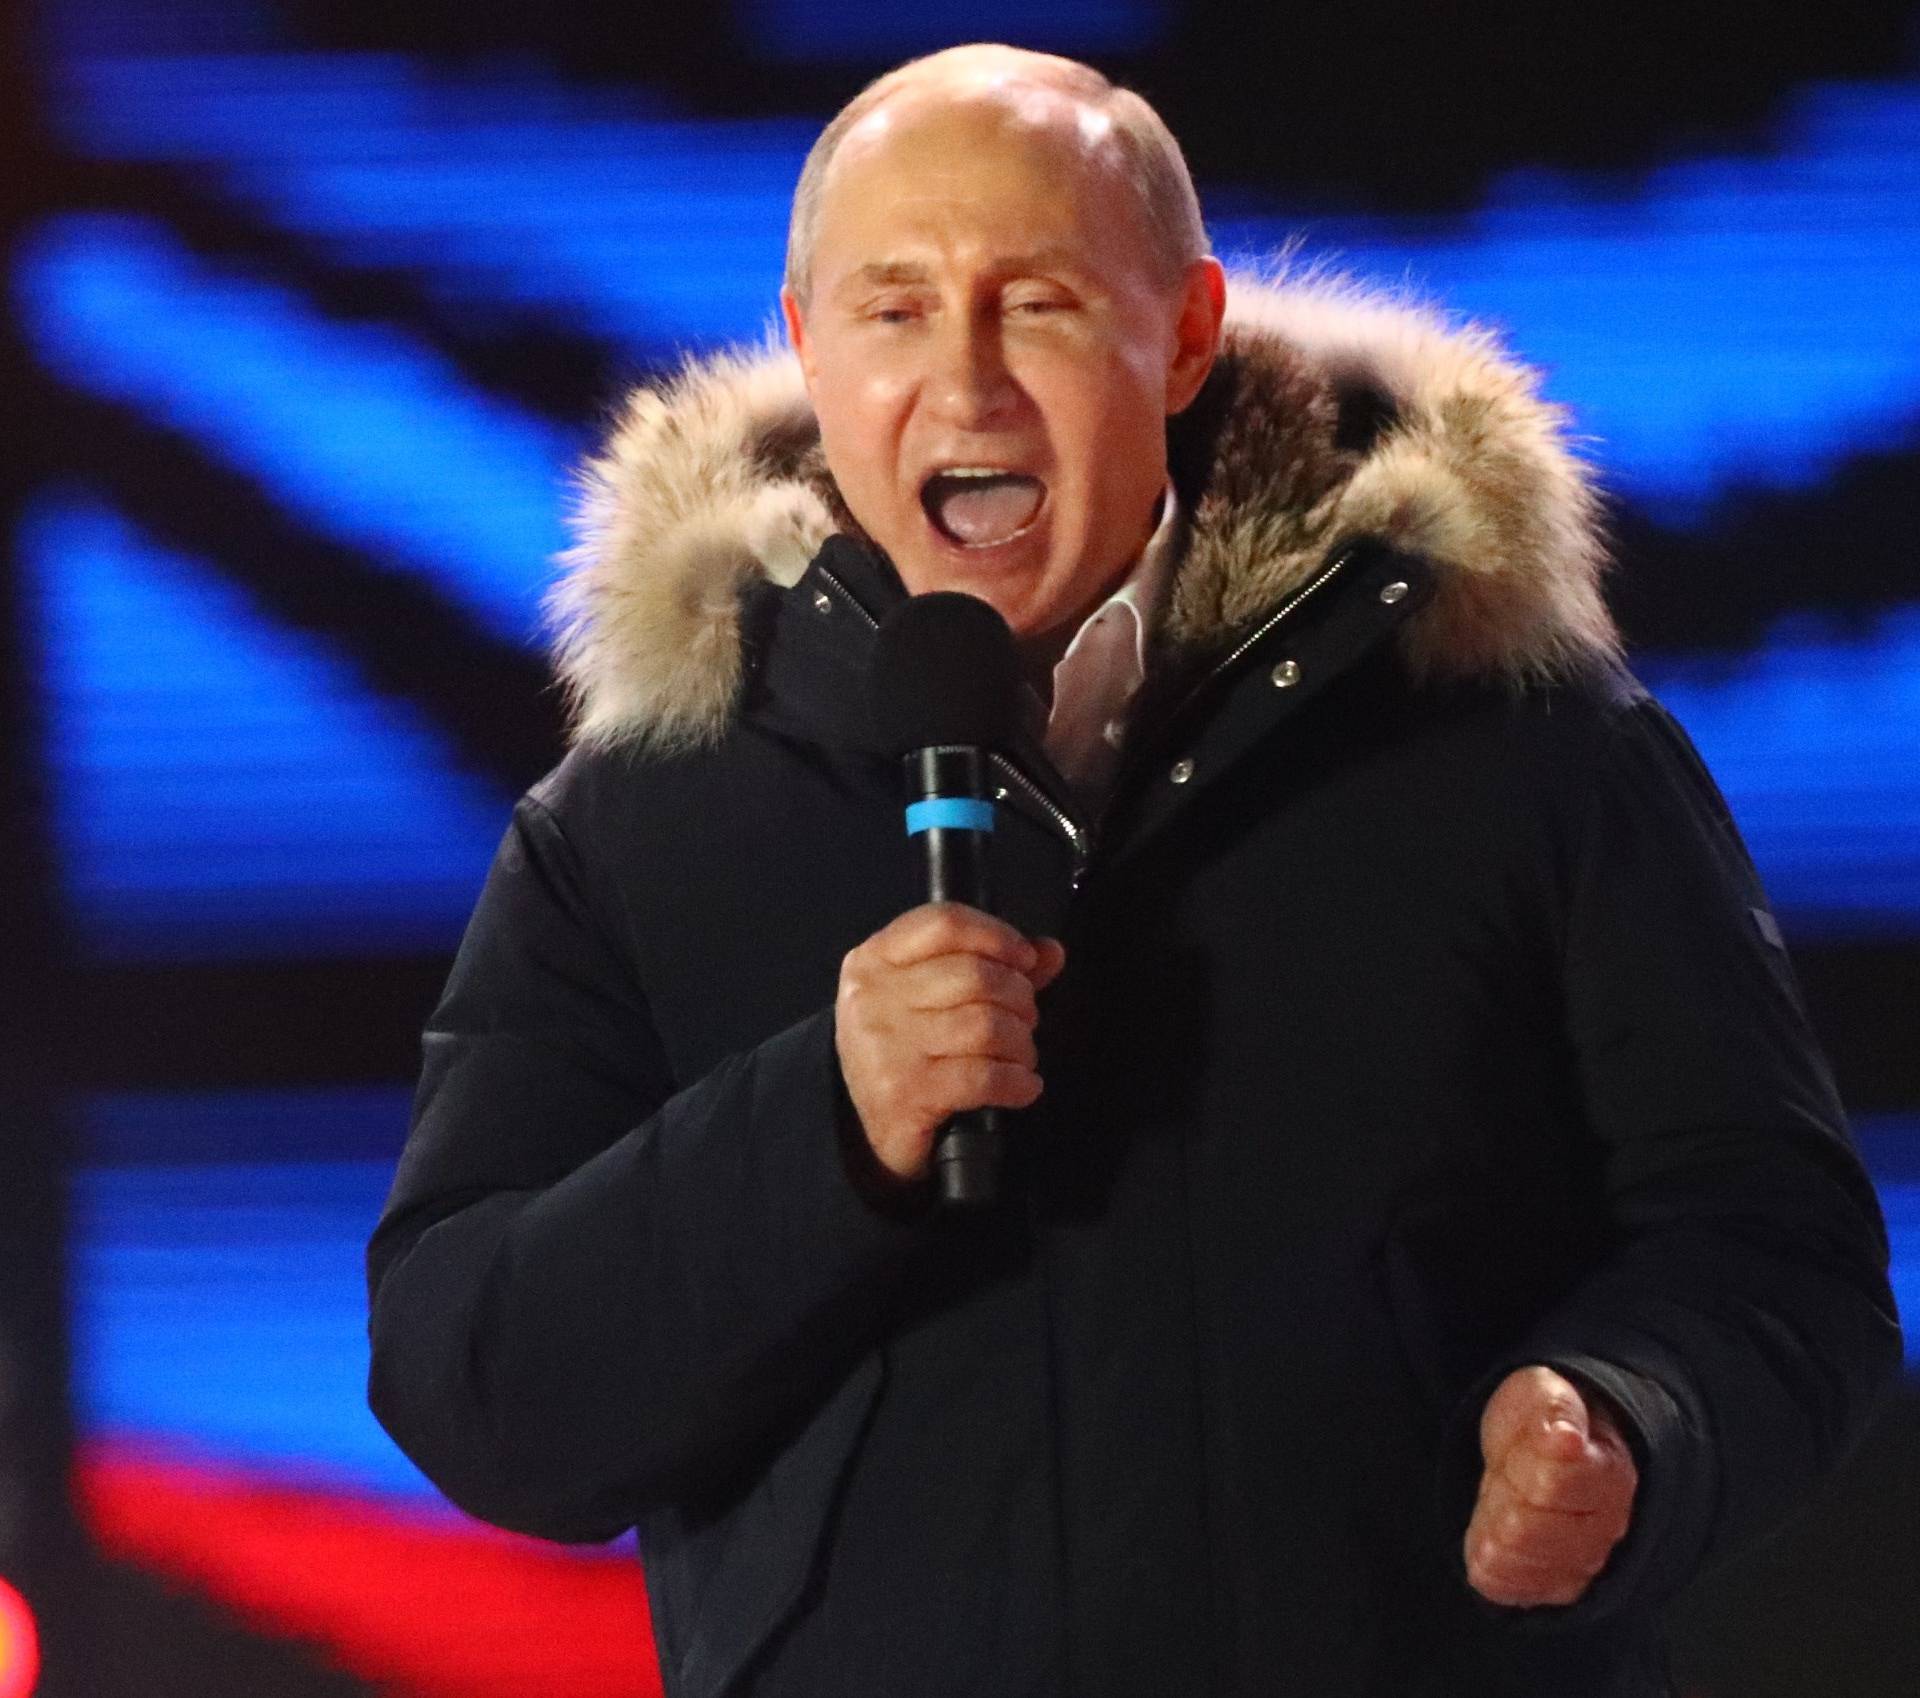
46,52,807,353
23,496,512,959
1212,83,1920,520
17,215,577,645
1642,608,1920,936
71,1148,442,1497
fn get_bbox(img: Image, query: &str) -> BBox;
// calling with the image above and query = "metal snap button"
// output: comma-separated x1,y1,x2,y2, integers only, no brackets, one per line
1378,580,1409,605
1270,659,1302,688
1169,757,1195,784
812,589,833,614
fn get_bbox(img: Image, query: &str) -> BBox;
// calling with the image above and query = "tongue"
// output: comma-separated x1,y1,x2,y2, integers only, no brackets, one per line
929,474,1043,546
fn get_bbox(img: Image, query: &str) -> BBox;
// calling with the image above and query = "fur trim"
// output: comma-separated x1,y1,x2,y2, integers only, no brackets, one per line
548,272,1618,752
549,341,834,752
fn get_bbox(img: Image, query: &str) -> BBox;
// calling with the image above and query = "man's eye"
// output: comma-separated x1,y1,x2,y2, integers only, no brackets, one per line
1009,297,1069,315
868,304,920,324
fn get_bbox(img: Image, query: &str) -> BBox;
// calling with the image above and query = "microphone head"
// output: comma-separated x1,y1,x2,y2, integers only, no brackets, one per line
870,592,1022,755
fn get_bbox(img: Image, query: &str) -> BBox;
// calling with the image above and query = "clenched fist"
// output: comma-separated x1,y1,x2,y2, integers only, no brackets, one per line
1464,1365,1638,1608
835,903,1067,1183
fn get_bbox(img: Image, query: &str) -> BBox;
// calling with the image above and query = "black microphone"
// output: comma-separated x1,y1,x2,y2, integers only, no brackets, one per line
870,592,1023,1207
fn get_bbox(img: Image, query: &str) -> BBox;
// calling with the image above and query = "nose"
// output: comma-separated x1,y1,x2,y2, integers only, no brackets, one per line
925,313,1020,429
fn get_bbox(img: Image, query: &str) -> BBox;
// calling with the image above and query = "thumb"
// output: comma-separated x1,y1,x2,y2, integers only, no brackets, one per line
1029,937,1068,994
1483,1366,1590,1465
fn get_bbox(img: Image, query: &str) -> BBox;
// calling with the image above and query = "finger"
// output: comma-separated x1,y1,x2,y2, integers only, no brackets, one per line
1465,1487,1629,1614
1465,1544,1600,1609
1466,1528,1605,1590
925,1055,1044,1114
1498,1433,1638,1517
1481,1366,1589,1466
1471,1487,1626,1571
1029,937,1068,994
873,903,1039,973
903,955,1041,1021
922,1004,1040,1069
1464,1501,1617,1607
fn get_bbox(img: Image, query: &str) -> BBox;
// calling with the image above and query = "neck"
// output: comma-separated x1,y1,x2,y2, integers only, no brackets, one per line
1017,624,1077,705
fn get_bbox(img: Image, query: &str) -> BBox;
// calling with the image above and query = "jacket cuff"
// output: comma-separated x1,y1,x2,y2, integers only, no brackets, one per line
764,1005,941,1244
1435,1351,1715,1630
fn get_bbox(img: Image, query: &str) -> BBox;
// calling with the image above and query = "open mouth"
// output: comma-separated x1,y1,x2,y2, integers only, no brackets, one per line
921,468,1046,548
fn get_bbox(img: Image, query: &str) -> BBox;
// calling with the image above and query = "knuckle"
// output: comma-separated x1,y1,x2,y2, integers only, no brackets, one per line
941,1055,990,1098
982,958,1024,1002
930,903,983,947
980,1060,1033,1105
969,1008,1005,1052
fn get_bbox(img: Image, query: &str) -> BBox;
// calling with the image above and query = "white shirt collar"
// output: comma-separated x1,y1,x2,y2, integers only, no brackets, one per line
1049,480,1181,700
1039,483,1181,805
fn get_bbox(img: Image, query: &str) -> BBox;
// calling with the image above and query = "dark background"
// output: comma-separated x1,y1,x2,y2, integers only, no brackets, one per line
4,1,1916,1693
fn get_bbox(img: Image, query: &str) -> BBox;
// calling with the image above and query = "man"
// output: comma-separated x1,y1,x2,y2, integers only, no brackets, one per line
366,45,1900,1698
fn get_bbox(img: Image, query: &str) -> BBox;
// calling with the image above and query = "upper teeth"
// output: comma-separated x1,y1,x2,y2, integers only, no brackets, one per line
939,467,1012,478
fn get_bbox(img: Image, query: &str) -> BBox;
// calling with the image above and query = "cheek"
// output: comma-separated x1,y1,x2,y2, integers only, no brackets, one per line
812,404,888,509
814,370,912,476
1044,362,1168,499
1037,330,1165,433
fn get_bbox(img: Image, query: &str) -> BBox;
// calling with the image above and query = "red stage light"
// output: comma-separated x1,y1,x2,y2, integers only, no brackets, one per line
0,1578,40,1698
75,1441,661,1698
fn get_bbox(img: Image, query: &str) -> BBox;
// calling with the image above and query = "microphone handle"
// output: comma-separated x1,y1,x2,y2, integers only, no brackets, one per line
908,747,1003,1207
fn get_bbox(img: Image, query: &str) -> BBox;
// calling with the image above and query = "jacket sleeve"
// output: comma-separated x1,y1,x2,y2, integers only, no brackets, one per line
1439,690,1903,1621
365,786,938,1544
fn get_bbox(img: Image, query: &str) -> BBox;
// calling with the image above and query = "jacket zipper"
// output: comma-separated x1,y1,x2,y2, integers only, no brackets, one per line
815,563,1095,883
813,563,881,632
1166,543,1359,726
988,754,1092,888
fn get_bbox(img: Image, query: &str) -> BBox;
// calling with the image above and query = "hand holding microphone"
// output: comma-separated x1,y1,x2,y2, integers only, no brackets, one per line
837,592,1064,1205
834,906,1066,1190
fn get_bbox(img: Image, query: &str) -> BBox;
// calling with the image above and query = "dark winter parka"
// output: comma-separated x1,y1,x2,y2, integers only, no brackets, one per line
365,274,1901,1698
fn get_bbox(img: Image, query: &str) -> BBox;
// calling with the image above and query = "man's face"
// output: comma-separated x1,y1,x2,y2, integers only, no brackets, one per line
784,84,1222,658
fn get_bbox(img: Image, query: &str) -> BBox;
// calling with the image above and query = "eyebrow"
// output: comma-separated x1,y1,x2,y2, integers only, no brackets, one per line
832,249,1097,304
835,261,934,299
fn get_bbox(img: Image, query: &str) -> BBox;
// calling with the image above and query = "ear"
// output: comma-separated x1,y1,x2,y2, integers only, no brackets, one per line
1165,256,1226,417
781,287,818,393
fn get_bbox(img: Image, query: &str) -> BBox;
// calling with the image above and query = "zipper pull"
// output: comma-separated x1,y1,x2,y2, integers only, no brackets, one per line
988,752,1091,892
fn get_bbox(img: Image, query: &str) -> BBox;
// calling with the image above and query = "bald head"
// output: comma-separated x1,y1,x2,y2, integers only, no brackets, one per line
784,45,1207,307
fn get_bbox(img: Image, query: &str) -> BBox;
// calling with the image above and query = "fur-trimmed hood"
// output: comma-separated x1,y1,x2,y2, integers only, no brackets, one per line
549,271,1619,752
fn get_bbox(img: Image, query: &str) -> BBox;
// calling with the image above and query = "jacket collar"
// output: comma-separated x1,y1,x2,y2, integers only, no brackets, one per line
548,269,1620,755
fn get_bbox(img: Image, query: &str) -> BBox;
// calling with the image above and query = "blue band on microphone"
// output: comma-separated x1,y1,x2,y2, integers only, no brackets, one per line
905,797,996,836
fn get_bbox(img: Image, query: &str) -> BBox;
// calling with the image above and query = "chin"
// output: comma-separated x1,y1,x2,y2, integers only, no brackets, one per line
921,568,1058,637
